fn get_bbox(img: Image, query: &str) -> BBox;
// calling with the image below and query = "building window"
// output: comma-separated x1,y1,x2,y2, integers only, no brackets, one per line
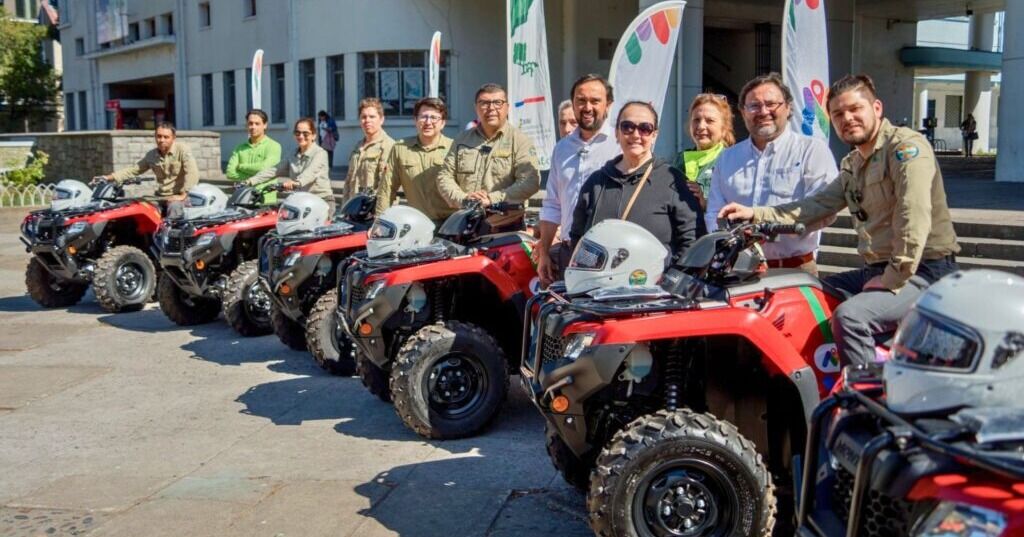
223,71,237,126
128,22,140,42
162,13,174,35
944,95,963,128
245,67,253,109
198,2,211,28
359,50,449,117
202,74,214,126
65,93,76,131
75,38,84,56
16,0,39,19
145,17,156,38
271,63,285,123
299,59,315,118
243,0,256,18
78,92,88,130
328,54,344,119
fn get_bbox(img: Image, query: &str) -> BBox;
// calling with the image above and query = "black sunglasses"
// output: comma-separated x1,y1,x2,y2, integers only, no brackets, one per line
845,189,868,221
618,120,656,136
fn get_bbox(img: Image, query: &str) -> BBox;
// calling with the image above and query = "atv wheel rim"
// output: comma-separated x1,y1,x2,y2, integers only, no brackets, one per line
634,459,736,537
426,353,487,419
245,281,271,324
115,263,147,300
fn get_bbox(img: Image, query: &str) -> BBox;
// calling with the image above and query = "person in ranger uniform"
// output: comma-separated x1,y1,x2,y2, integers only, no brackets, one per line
96,122,198,216
436,83,540,230
719,74,960,367
341,98,395,205
375,97,456,226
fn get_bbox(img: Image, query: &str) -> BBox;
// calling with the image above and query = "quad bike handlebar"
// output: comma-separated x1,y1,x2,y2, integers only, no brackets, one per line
459,198,524,215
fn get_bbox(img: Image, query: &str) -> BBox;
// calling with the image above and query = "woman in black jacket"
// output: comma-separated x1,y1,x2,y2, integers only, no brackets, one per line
570,101,706,266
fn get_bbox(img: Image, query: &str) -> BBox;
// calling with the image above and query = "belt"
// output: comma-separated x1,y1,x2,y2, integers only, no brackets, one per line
765,252,815,269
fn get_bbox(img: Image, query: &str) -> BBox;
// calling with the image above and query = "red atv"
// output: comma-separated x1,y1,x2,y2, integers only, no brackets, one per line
154,184,281,335
797,365,1024,537
521,221,840,536
257,194,375,373
338,201,537,439
21,178,162,313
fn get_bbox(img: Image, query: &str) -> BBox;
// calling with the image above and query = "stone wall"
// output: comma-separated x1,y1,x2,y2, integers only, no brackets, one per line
0,141,34,172
0,131,224,184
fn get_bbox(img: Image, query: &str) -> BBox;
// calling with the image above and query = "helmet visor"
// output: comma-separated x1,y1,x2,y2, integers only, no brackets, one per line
569,239,608,271
368,220,397,240
54,188,75,200
278,205,301,221
892,310,980,371
186,193,208,207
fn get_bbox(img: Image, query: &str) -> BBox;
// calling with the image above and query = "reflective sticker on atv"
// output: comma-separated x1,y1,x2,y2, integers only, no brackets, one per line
628,269,647,286
528,276,541,294
814,343,841,373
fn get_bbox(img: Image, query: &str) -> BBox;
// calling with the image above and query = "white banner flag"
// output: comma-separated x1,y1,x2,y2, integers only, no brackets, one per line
429,32,442,98
608,1,685,123
250,49,264,109
507,0,556,170
783,0,830,141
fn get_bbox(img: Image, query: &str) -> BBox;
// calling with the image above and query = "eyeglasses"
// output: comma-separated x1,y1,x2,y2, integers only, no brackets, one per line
293,130,314,138
476,99,507,109
618,120,656,137
743,101,785,114
845,189,868,221
417,114,443,124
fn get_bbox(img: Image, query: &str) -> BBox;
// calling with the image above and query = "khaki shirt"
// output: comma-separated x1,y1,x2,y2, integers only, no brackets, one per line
110,143,198,198
375,134,455,222
753,119,959,290
342,133,395,205
436,122,540,206
247,143,333,202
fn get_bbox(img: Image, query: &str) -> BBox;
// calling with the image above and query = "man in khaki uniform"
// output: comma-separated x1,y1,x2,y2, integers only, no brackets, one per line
98,122,199,214
342,98,395,205
719,74,959,366
376,97,455,225
436,83,540,229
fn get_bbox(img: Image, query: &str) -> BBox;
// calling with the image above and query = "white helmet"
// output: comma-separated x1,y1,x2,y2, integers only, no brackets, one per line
366,205,435,259
182,183,228,220
51,180,92,212
276,193,330,235
884,270,1024,414
564,219,669,295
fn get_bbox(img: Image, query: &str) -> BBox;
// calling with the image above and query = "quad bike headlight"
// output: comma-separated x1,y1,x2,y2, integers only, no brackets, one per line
364,280,387,301
195,232,217,248
912,501,1007,536
65,221,88,237
563,332,596,361
282,252,302,268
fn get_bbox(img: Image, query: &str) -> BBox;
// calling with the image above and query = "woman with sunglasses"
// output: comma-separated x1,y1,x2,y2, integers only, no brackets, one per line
675,94,736,210
569,101,705,267
246,117,334,213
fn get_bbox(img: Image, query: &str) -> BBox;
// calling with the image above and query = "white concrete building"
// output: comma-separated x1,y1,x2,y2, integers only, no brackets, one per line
56,0,1023,182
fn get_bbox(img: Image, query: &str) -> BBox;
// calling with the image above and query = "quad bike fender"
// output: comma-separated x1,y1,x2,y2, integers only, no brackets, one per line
378,255,523,301
286,232,368,257
198,211,277,235
77,202,162,234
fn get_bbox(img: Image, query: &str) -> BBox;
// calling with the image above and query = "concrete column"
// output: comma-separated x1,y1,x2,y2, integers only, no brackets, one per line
965,12,996,153
234,68,247,124
853,15,915,133
344,53,358,123
996,1,1024,182
212,72,224,127
562,0,577,99
174,0,190,129
315,56,328,115
677,0,704,154
827,0,855,159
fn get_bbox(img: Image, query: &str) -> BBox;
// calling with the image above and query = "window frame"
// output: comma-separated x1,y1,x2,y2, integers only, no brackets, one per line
198,2,211,29
65,92,76,131
201,73,214,127
358,50,449,118
243,0,257,18
270,63,286,124
298,58,316,118
327,54,344,120
77,92,88,130
223,70,237,126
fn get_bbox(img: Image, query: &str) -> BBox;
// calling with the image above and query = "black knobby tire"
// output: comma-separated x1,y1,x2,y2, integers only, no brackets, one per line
223,259,273,337
156,274,221,326
547,423,594,491
305,289,356,376
25,257,88,308
389,321,509,439
588,410,776,537
271,304,308,351
92,245,157,313
357,354,392,402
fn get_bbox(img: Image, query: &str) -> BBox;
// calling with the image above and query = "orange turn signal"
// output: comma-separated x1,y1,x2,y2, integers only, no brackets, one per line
194,259,205,270
66,245,77,255
358,322,373,336
279,283,292,295
551,395,570,414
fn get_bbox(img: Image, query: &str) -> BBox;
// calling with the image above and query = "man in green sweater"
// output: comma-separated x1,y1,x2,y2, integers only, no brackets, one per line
226,109,282,203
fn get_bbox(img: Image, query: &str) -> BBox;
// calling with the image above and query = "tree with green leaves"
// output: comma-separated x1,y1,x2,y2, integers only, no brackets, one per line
0,12,60,132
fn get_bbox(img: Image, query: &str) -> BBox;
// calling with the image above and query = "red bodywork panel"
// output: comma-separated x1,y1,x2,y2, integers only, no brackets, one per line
285,231,369,257
908,473,1024,534
578,284,842,395
373,241,537,301
197,210,278,236
64,201,163,234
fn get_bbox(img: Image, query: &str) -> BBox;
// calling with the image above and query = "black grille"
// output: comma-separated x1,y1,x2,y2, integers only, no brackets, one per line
541,333,564,365
831,467,914,537
258,236,284,277
34,218,58,243
164,229,189,254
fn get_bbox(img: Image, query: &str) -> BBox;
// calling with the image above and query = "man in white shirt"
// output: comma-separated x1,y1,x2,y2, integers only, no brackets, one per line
536,74,621,287
706,73,838,274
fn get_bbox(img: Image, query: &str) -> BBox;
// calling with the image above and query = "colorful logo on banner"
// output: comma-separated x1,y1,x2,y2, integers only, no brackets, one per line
788,0,821,30
250,49,264,109
507,0,555,170
623,7,681,65
510,0,532,35
783,0,829,141
429,32,442,98
801,80,829,137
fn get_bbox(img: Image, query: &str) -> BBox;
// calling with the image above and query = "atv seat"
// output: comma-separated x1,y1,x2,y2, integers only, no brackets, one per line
469,231,533,249
725,268,823,299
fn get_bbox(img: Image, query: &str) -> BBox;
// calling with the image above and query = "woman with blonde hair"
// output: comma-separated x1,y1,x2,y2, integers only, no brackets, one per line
676,93,735,209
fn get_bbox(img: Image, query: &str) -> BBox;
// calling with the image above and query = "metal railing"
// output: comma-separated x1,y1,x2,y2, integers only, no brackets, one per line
0,181,55,208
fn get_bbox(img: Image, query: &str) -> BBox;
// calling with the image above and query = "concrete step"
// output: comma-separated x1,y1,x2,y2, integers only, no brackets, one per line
817,244,1024,276
822,227,1024,262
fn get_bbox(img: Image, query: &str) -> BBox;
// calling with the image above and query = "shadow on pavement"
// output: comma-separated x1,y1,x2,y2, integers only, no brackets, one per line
0,289,106,315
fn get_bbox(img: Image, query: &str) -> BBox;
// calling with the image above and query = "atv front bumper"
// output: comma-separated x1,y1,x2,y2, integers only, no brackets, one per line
26,242,91,281
338,280,411,368
259,253,325,322
158,238,232,297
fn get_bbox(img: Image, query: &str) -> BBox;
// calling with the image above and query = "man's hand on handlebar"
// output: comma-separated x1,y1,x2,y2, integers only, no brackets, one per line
281,180,299,191
717,202,754,224
90,175,109,187
465,191,491,207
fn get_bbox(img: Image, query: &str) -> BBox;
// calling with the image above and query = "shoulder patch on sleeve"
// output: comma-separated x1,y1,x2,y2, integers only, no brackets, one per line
894,143,920,163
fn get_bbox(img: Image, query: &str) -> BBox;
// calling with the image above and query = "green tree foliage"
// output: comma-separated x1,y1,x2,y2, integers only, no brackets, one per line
0,13,60,132
2,150,49,186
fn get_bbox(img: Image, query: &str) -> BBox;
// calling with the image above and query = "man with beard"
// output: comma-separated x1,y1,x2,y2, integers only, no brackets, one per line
718,74,959,367
536,74,621,287
706,73,837,275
